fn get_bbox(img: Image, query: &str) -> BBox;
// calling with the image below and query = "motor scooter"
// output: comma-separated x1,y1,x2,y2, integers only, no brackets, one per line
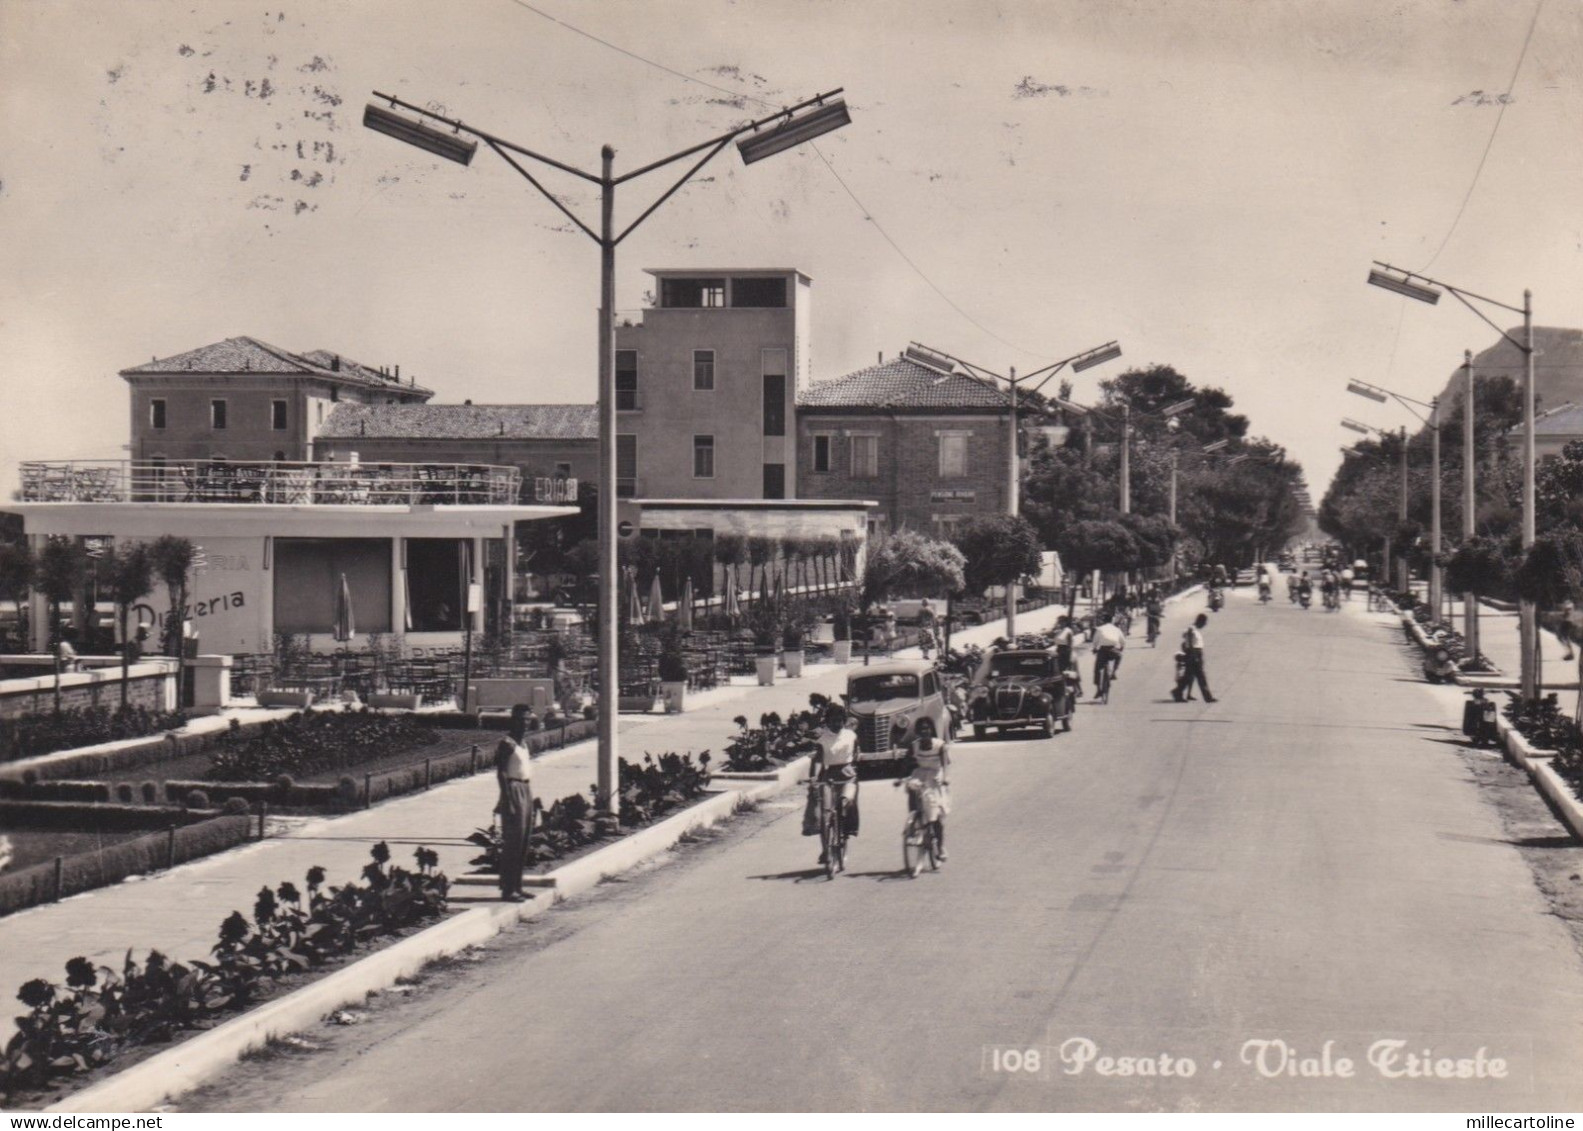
1208,587,1224,612
1423,645,1458,683
1462,689,1499,746
1299,588,1312,609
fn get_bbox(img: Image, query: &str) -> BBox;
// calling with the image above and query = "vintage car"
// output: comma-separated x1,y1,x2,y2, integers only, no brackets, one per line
968,646,1075,739
844,659,952,762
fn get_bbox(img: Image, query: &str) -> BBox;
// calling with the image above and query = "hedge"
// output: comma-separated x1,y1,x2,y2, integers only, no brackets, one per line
162,778,342,810
0,717,280,785
0,801,204,832
0,814,252,918
0,779,113,803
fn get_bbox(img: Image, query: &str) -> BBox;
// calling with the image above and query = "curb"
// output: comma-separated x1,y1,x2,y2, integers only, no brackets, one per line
46,771,796,1114
1531,758,1583,841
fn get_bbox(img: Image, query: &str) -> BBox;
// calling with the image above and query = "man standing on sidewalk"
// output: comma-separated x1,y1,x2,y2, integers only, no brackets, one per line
1172,613,1217,703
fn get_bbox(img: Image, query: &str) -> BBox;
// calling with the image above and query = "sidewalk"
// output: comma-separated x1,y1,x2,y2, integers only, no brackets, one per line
1417,584,1581,691
0,601,1082,1035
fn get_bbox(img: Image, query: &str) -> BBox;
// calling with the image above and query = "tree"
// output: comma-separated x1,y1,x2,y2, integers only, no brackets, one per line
37,537,86,649
0,541,34,649
149,535,198,705
105,541,154,709
860,529,965,609
1053,520,1139,616
1443,534,1518,603
1514,530,1583,692
951,514,1042,598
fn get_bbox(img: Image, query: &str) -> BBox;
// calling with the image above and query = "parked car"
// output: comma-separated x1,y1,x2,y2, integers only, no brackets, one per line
843,659,951,763
968,646,1076,739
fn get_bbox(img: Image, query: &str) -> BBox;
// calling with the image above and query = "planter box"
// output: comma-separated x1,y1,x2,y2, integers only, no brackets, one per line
618,695,657,713
782,650,805,678
755,655,776,686
1531,759,1583,841
831,640,852,664
259,690,313,709
367,692,422,710
660,681,685,714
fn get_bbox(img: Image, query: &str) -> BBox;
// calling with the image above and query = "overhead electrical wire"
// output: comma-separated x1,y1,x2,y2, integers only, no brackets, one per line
502,0,1055,360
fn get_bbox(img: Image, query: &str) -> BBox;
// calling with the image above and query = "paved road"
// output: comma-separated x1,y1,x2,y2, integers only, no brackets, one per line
192,588,1583,1112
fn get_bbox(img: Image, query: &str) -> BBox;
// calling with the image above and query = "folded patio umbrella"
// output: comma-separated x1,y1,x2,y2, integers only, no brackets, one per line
333,572,356,643
647,573,665,624
679,578,694,632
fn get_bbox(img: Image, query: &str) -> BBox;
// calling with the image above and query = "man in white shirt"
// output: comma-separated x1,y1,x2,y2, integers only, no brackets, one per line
1172,613,1217,703
1092,617,1126,688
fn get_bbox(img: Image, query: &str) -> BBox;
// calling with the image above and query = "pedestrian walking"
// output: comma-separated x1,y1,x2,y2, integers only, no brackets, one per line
1561,598,1576,662
1172,613,1217,703
493,704,535,902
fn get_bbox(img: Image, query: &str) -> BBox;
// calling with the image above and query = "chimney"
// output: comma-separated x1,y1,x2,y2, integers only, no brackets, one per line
395,365,400,381
878,351,883,364
360,420,366,436
331,355,341,372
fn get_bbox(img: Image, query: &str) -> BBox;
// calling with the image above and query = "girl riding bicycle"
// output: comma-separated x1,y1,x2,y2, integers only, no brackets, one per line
897,716,950,862
809,704,860,866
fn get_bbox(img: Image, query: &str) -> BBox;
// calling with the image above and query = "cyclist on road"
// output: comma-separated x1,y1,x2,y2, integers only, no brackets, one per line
809,704,860,866
1340,566,1355,601
1092,616,1126,690
898,715,950,861
1145,593,1164,645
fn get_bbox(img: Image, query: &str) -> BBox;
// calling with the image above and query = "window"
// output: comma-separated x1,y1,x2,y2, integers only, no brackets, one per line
330,387,340,402
404,538,468,632
732,277,787,308
762,349,788,436
616,433,638,497
812,434,832,473
210,400,227,430
661,277,726,308
273,538,393,634
150,399,167,429
693,435,715,478
850,434,878,478
938,432,968,478
933,514,969,538
693,350,715,391
555,462,572,477
271,400,288,430
616,350,639,411
762,463,785,499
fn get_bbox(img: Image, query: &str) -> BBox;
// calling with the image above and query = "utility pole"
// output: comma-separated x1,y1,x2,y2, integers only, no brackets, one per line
1463,350,1478,659
1006,367,1019,638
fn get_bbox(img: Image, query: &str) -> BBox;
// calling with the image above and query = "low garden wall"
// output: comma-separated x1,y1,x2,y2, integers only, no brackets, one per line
0,660,176,721
0,812,252,918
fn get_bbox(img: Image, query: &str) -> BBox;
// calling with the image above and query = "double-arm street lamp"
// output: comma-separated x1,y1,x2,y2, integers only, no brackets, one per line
1346,378,1443,617
903,340,1122,636
1366,261,1537,699
365,87,851,817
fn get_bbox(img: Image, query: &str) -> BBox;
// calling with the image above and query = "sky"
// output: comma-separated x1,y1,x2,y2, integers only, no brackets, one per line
1,0,1579,506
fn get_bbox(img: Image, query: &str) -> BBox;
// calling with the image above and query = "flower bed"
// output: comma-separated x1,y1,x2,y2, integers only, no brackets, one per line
1501,693,1583,798
468,751,711,872
721,695,829,772
0,843,448,1102
0,706,188,766
0,813,252,920
206,709,442,782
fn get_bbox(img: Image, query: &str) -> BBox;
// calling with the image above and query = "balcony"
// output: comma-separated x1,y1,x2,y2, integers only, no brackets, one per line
18,460,523,507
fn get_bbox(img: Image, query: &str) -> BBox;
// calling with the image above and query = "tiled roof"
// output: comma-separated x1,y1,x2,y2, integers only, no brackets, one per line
120,336,434,396
798,357,1008,411
1526,402,1583,436
319,403,598,441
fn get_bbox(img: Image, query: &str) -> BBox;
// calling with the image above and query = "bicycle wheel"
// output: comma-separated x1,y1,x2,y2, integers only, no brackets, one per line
903,813,924,877
831,806,848,875
925,822,940,871
820,797,838,880
1097,666,1110,704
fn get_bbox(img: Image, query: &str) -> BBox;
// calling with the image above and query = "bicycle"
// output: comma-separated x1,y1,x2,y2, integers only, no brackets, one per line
1093,650,1115,704
896,779,944,877
1146,615,1161,647
811,777,850,879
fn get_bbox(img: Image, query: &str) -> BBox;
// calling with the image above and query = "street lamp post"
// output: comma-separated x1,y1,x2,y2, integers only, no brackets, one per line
905,340,1121,637
1366,262,1537,699
1462,349,1479,658
365,87,850,817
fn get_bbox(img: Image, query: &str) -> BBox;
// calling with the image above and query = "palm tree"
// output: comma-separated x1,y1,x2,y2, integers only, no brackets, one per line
106,542,154,709
0,541,35,650
149,535,198,705
37,538,87,714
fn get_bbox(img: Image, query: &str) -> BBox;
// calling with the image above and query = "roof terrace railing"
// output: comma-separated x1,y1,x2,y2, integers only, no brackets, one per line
18,460,524,506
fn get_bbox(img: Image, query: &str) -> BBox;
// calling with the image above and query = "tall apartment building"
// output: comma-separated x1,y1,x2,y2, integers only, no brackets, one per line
121,336,433,466
612,268,811,501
